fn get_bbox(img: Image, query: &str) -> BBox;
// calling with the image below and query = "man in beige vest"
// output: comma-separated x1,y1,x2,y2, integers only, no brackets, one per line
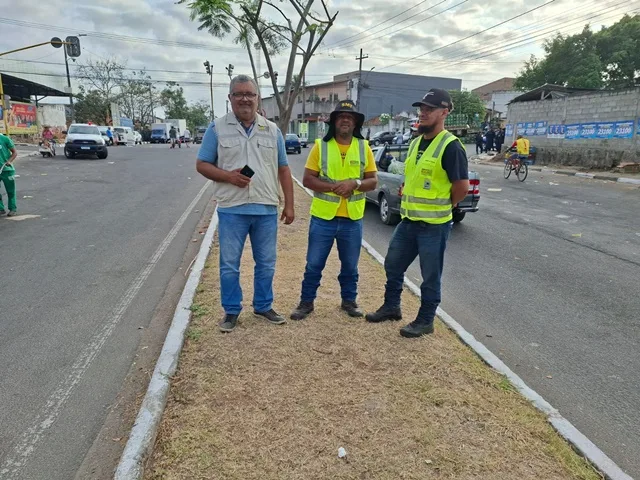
196,75,295,332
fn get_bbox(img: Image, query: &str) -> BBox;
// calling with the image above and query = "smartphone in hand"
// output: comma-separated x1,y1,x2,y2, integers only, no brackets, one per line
240,165,255,178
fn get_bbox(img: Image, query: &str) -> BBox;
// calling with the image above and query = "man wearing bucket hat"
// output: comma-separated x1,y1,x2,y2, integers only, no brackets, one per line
290,100,378,320
366,88,469,337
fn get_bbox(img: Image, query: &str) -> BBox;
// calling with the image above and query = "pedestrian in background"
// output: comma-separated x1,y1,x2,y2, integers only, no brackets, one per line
169,126,179,149
494,128,504,153
366,89,469,338
485,128,495,153
183,127,191,148
475,131,483,154
0,133,18,217
290,100,377,321
196,75,295,332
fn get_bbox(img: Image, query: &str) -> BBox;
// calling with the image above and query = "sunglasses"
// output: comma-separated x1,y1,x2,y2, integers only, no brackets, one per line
230,92,258,100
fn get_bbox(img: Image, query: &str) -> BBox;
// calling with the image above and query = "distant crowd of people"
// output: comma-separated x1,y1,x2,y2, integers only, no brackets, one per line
475,128,506,154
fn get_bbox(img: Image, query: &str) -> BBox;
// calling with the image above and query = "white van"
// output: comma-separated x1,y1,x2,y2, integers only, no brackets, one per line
113,126,136,146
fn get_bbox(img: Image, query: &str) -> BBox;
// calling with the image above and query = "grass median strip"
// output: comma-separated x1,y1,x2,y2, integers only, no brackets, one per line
146,183,600,480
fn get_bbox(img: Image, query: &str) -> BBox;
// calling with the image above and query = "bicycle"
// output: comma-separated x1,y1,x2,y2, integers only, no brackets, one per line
503,151,528,182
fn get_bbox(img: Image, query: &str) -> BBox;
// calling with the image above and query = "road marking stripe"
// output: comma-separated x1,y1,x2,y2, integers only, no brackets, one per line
0,181,211,478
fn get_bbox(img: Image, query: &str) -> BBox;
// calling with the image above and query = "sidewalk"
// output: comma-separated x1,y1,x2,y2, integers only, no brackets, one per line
145,185,600,480
470,152,640,185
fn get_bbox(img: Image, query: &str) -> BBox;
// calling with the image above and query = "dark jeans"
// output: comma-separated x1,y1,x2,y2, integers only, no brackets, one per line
300,216,363,303
383,219,452,322
217,212,278,314
475,142,483,154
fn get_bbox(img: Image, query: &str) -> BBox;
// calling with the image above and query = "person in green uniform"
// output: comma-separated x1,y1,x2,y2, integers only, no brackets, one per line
0,133,18,217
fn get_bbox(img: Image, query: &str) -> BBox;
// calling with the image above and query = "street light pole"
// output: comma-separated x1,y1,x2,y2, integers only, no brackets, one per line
204,61,214,120
63,47,75,123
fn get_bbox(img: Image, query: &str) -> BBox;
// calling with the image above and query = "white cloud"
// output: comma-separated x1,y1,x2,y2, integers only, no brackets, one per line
0,0,635,116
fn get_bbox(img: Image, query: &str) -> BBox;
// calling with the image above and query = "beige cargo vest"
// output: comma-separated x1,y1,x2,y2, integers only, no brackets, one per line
213,112,280,208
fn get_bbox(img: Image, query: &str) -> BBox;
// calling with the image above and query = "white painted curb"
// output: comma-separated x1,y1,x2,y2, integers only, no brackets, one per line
114,202,219,479
292,175,633,480
617,177,640,185
574,172,595,179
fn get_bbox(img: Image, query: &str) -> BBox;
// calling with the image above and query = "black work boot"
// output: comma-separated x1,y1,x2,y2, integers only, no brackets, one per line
341,300,364,318
365,305,402,323
290,301,314,320
254,309,286,325
400,319,435,338
219,314,239,332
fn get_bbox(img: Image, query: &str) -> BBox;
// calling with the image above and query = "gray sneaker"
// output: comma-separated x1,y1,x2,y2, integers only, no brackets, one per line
400,320,435,338
219,314,239,332
254,309,286,325
6,211,17,217
0,210,6,216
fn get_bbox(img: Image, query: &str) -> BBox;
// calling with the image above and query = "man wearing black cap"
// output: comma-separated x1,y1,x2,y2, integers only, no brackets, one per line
366,89,469,337
290,100,378,321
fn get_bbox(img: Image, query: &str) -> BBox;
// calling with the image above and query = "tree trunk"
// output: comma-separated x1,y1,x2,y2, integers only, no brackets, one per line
244,37,262,110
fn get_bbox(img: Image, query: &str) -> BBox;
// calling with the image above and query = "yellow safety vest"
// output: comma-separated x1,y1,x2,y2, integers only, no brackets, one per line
310,137,367,220
516,137,530,155
401,130,458,224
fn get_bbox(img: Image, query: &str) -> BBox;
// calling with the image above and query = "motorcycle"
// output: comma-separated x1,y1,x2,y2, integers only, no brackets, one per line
39,139,56,157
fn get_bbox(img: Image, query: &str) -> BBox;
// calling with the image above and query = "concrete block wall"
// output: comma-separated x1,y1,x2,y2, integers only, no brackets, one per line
506,89,640,168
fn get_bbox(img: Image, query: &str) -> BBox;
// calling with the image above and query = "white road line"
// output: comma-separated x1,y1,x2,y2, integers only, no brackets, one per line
0,181,211,479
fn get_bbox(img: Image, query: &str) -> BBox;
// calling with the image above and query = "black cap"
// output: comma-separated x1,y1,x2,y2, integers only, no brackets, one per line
412,88,454,111
328,99,365,126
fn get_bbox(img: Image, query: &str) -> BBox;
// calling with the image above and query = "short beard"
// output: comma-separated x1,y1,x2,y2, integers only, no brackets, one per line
417,124,435,135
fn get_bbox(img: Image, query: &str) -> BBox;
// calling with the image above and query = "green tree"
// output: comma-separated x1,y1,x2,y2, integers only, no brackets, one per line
448,90,485,120
119,70,158,125
180,0,337,134
160,82,189,119
596,14,640,89
74,87,110,124
514,27,603,91
185,101,211,131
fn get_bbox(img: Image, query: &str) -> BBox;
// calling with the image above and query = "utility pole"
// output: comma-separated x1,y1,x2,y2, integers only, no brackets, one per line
225,64,234,114
204,61,214,120
356,49,368,107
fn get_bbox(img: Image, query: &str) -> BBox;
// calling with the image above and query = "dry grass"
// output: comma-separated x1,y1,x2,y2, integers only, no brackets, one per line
145,185,601,480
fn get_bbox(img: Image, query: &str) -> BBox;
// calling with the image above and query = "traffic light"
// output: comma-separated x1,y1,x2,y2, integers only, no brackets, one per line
203,61,211,75
65,36,81,58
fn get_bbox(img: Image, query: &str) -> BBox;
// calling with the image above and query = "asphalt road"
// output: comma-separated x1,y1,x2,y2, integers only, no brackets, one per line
0,144,211,479
288,147,640,477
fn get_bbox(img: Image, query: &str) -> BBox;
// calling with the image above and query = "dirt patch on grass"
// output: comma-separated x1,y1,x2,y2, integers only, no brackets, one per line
145,185,601,480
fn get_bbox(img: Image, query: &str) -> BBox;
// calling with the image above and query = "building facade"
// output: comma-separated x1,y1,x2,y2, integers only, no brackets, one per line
506,84,640,168
261,71,461,141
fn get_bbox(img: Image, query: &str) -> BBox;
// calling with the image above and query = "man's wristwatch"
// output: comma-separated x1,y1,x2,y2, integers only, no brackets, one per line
355,179,362,189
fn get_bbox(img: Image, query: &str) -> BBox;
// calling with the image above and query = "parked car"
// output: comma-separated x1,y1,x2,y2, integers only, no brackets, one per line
369,131,397,146
63,124,108,159
366,144,480,225
285,133,302,154
113,126,136,145
299,135,309,148
194,126,207,144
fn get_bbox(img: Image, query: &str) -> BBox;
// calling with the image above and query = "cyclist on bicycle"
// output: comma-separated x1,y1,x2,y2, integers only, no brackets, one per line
508,134,530,164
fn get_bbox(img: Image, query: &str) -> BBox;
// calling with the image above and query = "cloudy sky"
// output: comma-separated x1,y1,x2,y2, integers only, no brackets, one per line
0,0,635,116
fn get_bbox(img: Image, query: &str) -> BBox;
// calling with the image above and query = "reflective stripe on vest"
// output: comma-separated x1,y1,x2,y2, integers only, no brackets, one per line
401,130,456,224
311,138,367,220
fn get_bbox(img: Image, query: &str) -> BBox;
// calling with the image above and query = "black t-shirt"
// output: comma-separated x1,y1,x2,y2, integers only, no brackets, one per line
417,137,469,182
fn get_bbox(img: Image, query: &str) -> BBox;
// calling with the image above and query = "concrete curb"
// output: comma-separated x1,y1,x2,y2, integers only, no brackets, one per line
114,203,219,479
291,175,632,480
475,161,640,185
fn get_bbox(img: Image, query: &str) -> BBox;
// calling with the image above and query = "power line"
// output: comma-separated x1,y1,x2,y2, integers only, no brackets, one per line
326,0,469,51
322,0,451,50
322,0,433,48
0,17,246,53
377,0,558,70
437,0,630,64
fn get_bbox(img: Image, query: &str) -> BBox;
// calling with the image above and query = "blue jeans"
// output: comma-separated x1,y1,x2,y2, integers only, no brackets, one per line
300,216,363,303
383,219,452,322
217,212,278,314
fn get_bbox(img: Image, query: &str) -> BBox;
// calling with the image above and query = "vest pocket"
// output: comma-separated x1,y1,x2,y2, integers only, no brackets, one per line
257,138,277,165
